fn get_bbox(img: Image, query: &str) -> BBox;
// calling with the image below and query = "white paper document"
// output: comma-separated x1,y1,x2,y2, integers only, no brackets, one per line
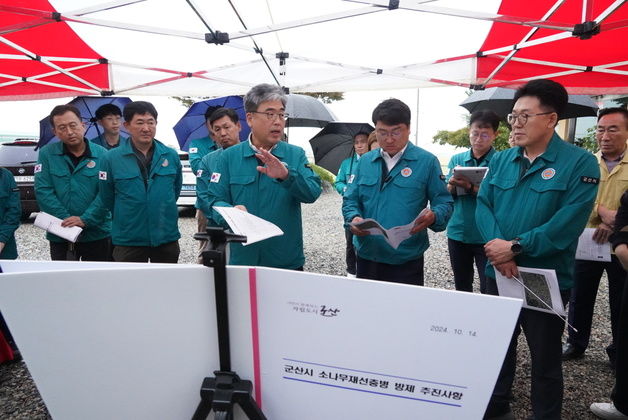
576,227,612,262
496,266,566,316
34,211,82,243
452,166,488,196
213,206,283,246
351,208,428,249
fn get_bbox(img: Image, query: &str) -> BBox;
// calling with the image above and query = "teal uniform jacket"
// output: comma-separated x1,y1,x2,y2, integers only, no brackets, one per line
335,154,358,196
35,141,111,243
446,148,496,244
99,139,182,247
89,134,129,150
188,136,218,174
476,134,600,289
0,168,20,259
196,148,224,226
342,143,453,265
208,140,322,269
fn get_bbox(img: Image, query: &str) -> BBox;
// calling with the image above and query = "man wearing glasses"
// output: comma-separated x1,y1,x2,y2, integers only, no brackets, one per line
35,105,111,260
207,84,321,270
476,79,600,420
563,108,628,371
342,98,453,285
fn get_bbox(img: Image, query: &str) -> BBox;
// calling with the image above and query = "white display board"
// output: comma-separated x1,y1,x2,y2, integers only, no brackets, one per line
0,261,522,419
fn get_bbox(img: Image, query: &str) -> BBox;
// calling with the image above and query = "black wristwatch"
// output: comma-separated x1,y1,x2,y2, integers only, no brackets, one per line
511,238,523,255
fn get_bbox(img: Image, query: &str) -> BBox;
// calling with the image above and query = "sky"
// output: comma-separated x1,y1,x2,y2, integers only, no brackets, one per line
0,0,502,164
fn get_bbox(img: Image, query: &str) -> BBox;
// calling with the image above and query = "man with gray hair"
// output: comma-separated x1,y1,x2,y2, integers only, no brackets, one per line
206,83,321,270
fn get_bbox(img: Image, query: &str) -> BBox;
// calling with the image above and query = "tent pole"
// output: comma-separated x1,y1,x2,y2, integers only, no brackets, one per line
415,88,420,146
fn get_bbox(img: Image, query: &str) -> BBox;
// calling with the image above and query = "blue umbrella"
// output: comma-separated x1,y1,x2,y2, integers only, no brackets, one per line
38,96,132,149
173,96,250,151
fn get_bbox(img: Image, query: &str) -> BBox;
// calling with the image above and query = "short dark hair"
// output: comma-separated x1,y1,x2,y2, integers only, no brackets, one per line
204,105,221,121
469,110,500,131
372,98,411,126
123,101,158,122
95,103,122,120
513,79,568,120
209,107,239,126
49,104,81,127
598,107,628,129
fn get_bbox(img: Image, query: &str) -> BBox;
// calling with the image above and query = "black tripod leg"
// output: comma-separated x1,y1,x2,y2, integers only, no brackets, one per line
191,399,213,420
238,396,267,420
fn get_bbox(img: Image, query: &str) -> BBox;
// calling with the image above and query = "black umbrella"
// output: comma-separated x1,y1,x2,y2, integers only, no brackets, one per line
285,94,337,128
309,122,374,175
460,87,598,120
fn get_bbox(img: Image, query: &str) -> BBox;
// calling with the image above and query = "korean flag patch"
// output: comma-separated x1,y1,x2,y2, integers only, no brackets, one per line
99,171,107,181
348,174,355,184
189,147,198,153
210,172,221,183
34,164,42,173
196,169,203,178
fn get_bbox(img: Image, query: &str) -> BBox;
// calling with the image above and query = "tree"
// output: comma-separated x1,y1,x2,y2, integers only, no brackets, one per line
171,96,210,108
301,92,344,103
433,121,512,152
574,126,598,153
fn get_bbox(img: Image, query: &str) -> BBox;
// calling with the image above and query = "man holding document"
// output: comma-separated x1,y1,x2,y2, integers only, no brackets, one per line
563,107,628,368
342,98,452,285
207,84,321,270
446,110,499,294
476,79,600,419
35,105,111,261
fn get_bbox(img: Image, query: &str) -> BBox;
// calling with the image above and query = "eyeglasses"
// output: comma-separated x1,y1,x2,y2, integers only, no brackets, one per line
507,111,554,126
596,127,621,135
250,111,289,121
470,131,491,140
375,128,404,140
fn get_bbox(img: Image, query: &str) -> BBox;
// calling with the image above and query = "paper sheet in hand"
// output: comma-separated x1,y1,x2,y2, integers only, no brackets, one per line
351,208,428,249
34,211,82,243
453,167,488,196
496,266,565,316
214,206,283,245
576,228,612,262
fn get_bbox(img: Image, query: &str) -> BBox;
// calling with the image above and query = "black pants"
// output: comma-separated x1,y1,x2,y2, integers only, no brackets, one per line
447,238,488,293
484,276,569,420
113,241,180,263
356,255,424,286
567,257,626,363
50,237,112,261
612,273,628,414
344,228,356,275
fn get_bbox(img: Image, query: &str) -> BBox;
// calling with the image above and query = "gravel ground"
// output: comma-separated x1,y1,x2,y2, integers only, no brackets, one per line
0,190,617,419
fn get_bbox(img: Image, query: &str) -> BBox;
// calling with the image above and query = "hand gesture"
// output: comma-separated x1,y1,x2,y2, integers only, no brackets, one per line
256,149,289,180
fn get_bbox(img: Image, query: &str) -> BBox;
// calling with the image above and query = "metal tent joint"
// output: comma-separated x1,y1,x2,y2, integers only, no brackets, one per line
100,90,114,96
388,0,399,10
572,21,600,40
205,31,230,45
51,12,61,22
276,52,289,65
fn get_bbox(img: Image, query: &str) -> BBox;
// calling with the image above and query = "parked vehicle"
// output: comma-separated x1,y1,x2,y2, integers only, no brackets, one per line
177,152,196,208
0,139,39,219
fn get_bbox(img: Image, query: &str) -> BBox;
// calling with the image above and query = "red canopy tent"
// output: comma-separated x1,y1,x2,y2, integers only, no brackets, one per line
0,0,626,99
405,0,628,94
0,0,110,100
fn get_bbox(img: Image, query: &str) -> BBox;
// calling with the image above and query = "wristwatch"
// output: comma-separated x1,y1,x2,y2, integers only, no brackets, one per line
511,238,523,255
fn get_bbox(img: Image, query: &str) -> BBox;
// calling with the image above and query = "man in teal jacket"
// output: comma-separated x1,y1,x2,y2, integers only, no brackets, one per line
99,101,182,263
476,79,600,420
89,103,129,150
335,131,370,276
36,105,111,261
342,98,453,285
0,167,20,260
195,107,241,261
207,84,321,270
446,110,499,294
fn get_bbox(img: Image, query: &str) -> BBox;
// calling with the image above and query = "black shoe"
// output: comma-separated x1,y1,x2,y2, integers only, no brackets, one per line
562,343,585,361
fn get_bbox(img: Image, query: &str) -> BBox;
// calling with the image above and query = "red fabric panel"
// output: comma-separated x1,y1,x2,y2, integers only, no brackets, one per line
476,0,628,93
0,0,110,100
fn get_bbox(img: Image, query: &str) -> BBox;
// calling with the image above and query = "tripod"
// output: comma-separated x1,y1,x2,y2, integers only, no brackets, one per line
192,227,267,420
